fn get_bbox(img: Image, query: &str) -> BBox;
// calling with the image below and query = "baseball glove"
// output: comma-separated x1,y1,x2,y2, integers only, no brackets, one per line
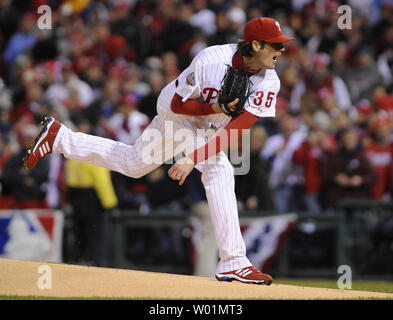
217,65,251,117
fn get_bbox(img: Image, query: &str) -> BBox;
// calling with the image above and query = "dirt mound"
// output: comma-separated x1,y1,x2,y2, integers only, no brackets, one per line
0,259,392,299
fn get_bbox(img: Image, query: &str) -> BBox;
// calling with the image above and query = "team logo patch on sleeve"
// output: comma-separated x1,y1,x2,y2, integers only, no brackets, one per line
186,72,195,86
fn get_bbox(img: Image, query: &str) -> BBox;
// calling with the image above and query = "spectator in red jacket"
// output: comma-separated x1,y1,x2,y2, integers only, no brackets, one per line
373,86,393,118
365,116,393,200
293,111,335,213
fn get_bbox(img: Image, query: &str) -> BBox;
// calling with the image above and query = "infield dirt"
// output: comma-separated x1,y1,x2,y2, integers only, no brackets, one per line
0,258,392,299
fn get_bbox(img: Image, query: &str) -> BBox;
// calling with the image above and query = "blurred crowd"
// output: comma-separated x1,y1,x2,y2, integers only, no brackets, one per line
1,0,393,265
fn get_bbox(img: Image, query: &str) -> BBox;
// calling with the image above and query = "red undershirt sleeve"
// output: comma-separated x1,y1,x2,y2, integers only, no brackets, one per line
188,110,259,164
171,93,216,116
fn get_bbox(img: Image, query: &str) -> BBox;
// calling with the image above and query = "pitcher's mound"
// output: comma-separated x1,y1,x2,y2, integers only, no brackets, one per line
0,259,392,299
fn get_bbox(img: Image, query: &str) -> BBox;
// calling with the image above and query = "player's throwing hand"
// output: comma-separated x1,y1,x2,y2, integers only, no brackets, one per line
168,156,195,185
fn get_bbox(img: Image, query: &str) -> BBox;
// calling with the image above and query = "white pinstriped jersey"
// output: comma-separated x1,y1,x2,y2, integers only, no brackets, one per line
158,43,280,129
54,44,273,274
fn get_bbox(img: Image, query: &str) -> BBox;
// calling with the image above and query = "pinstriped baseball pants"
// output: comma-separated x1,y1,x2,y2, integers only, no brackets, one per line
53,111,252,273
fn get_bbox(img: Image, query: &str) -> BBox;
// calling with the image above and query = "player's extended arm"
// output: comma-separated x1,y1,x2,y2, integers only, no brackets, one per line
168,110,258,185
171,93,238,116
171,93,217,115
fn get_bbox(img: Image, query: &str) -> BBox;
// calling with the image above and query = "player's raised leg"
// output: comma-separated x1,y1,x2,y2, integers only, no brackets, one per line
24,116,165,179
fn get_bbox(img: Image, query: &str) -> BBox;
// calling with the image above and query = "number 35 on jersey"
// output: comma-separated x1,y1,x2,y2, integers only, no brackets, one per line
253,91,276,109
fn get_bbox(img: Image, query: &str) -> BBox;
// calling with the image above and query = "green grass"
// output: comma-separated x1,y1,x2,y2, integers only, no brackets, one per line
276,278,393,294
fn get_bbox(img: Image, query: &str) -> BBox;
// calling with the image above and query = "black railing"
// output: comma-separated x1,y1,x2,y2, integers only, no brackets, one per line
92,199,393,279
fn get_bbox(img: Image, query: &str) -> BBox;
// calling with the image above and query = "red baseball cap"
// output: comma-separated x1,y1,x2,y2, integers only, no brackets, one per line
244,17,295,43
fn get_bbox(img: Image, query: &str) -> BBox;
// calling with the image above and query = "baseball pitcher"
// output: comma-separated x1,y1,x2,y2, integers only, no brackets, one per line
24,17,294,285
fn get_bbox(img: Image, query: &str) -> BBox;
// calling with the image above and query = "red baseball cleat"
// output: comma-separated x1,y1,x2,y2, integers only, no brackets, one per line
215,266,273,285
23,117,61,169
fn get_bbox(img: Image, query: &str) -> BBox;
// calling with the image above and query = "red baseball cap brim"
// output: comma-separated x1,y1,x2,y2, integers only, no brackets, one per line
264,35,295,43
